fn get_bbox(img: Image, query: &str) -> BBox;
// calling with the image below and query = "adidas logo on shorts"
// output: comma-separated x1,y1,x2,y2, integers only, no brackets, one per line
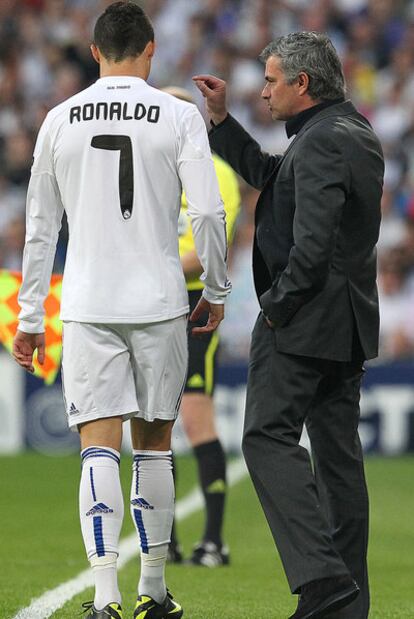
68,402,80,415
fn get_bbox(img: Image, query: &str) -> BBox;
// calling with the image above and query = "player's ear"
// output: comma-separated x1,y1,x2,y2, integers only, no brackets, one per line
145,40,155,59
90,44,101,64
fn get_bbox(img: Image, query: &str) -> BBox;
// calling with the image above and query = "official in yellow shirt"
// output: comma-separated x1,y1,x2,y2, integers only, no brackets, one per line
163,85,240,567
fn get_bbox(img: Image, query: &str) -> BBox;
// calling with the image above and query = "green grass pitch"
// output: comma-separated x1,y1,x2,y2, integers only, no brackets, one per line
0,454,413,618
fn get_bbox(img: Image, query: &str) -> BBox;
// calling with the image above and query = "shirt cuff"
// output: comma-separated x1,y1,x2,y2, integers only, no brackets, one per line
209,114,230,131
18,320,45,334
202,285,230,305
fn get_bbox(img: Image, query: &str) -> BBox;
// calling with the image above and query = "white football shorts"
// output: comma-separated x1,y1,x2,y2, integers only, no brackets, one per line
61,316,188,431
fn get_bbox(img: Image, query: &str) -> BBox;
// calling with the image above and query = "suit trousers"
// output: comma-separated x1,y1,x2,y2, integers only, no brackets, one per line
242,313,369,619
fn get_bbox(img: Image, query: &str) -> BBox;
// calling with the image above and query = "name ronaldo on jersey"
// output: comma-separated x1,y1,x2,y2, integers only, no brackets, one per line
69,101,160,124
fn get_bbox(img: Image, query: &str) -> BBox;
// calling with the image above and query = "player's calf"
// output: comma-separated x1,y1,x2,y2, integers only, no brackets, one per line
79,446,124,610
130,450,175,604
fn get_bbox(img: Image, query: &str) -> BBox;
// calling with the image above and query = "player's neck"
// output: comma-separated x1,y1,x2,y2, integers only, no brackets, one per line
99,58,150,81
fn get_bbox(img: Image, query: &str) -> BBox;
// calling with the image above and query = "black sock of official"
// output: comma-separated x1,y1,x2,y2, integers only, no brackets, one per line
194,439,226,547
170,452,179,548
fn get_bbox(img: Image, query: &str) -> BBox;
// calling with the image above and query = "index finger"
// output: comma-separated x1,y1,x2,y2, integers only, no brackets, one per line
192,74,223,88
37,342,45,365
192,320,218,336
12,353,35,372
189,304,203,323
192,311,223,335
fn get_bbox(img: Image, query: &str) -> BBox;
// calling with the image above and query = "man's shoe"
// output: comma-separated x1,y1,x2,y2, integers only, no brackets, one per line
81,601,123,618
186,540,230,567
288,575,359,619
166,542,183,564
133,591,183,618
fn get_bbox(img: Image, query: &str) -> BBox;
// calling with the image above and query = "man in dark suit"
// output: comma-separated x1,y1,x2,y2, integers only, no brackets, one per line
194,32,383,619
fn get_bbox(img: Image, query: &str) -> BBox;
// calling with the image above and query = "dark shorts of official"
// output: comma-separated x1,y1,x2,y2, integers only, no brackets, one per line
185,289,219,395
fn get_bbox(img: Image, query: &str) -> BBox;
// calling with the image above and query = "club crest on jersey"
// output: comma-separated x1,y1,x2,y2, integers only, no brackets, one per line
86,503,114,516
69,102,160,124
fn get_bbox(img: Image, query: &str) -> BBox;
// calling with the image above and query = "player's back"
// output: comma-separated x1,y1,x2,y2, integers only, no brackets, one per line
47,77,197,323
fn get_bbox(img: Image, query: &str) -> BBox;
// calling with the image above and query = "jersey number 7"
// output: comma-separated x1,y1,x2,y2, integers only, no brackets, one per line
91,135,134,220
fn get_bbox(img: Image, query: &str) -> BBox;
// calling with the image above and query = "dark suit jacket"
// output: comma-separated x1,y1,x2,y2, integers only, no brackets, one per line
209,101,384,361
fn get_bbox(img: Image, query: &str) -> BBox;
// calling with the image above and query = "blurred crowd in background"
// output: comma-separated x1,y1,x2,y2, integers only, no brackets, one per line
1,0,414,362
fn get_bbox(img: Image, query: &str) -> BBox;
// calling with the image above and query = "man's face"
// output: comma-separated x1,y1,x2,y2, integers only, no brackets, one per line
261,56,303,121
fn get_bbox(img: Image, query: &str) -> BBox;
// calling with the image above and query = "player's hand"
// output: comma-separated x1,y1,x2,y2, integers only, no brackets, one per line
190,297,224,335
12,329,45,373
192,74,228,125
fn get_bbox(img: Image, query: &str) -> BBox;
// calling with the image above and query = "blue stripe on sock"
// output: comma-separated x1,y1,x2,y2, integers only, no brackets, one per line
133,454,172,463
133,509,149,554
89,467,97,501
133,455,156,462
82,453,120,464
82,448,110,458
82,448,120,462
82,449,120,465
82,447,120,461
93,516,105,557
135,460,139,496
133,452,172,459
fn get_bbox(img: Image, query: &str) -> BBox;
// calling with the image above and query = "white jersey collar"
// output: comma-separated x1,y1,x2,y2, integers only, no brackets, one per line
95,76,147,86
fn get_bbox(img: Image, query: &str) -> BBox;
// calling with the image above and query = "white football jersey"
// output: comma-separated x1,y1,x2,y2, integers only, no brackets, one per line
18,76,230,333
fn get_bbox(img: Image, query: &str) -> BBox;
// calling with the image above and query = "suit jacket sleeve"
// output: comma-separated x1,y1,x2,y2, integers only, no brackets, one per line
260,127,351,326
209,114,282,189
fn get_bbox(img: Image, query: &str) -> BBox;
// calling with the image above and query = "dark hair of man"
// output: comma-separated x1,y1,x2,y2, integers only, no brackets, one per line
93,1,154,63
260,32,346,101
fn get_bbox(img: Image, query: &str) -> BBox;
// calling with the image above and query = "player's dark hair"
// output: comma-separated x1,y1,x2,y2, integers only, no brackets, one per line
93,1,154,62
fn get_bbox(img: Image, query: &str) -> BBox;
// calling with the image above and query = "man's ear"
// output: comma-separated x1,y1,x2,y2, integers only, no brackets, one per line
90,43,101,64
145,40,155,59
297,71,310,96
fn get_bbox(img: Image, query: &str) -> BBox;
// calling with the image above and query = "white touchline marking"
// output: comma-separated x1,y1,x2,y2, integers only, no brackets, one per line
13,458,248,619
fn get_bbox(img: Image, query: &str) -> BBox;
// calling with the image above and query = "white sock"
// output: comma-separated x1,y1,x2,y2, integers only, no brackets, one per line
90,554,119,610
130,450,174,603
80,446,123,608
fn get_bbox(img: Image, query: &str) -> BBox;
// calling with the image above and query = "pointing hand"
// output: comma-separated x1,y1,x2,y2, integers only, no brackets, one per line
192,74,228,125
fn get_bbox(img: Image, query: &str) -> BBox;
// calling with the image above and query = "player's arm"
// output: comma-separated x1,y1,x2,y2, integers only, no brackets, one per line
13,332,46,373
179,157,240,281
13,115,64,371
177,107,231,333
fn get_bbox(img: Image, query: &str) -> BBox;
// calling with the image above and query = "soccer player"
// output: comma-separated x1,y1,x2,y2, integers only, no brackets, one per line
162,87,240,567
12,3,230,619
